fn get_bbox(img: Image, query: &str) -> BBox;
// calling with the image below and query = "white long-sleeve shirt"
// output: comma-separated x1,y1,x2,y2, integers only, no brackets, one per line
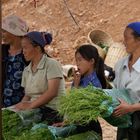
114,55,140,103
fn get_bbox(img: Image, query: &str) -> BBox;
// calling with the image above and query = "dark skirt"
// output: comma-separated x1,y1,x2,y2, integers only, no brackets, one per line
117,111,140,140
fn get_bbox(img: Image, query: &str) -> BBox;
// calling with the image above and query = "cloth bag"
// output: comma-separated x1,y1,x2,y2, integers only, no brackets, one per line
103,89,134,128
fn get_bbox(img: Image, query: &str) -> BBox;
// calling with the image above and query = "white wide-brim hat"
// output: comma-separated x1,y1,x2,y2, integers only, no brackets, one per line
2,14,29,36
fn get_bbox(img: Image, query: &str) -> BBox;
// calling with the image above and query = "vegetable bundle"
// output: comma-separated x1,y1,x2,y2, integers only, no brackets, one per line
58,131,101,140
58,86,112,125
2,109,54,140
2,109,29,140
14,128,54,140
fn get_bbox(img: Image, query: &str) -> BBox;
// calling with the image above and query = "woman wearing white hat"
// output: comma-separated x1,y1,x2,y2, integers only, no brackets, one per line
2,14,29,107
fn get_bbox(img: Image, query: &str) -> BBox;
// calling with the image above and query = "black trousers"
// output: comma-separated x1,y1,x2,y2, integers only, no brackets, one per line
76,120,102,138
59,120,102,138
39,106,63,125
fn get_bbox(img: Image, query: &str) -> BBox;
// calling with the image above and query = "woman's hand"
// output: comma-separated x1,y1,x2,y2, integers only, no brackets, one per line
15,101,32,110
52,122,65,127
113,99,132,117
72,68,81,88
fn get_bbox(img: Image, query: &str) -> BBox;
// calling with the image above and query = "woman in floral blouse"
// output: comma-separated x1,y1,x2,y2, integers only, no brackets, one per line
2,14,29,107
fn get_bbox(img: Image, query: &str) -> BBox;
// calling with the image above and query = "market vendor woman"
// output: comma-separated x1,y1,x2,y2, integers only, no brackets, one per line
15,31,65,125
113,22,140,140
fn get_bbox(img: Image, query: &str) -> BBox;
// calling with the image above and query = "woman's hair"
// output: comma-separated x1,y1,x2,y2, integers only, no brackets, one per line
75,44,107,88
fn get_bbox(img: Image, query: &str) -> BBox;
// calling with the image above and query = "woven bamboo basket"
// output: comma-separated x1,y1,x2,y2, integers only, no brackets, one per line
88,29,114,59
104,42,128,69
73,35,106,59
88,29,113,47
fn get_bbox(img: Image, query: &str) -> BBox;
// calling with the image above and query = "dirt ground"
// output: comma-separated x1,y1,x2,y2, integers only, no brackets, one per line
2,0,140,139
2,0,140,64
99,118,117,140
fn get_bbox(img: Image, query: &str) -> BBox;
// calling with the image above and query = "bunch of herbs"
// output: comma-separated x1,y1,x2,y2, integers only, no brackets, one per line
58,86,112,125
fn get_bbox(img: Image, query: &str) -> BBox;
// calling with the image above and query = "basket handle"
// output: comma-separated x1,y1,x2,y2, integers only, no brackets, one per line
73,36,90,48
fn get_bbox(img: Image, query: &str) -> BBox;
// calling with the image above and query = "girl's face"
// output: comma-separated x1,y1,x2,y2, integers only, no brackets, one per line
75,52,94,76
124,28,140,53
21,38,36,61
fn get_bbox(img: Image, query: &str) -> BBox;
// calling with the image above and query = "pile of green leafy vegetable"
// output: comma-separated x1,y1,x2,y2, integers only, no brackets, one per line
14,128,55,140
58,86,112,125
65,131,101,140
2,109,27,139
2,109,54,140
58,131,101,140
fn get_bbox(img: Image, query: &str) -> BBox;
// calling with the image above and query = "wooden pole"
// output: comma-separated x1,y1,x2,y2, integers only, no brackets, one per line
0,0,2,139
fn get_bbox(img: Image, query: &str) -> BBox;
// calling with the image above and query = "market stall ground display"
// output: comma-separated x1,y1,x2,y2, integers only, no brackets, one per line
2,109,101,140
2,86,134,140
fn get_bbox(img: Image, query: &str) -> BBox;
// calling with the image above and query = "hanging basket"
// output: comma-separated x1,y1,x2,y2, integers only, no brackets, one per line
88,29,113,59
73,35,106,59
104,42,128,69
88,29,113,47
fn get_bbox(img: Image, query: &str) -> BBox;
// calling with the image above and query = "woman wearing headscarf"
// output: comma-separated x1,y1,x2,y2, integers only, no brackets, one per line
2,14,29,107
113,22,140,140
15,31,65,125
